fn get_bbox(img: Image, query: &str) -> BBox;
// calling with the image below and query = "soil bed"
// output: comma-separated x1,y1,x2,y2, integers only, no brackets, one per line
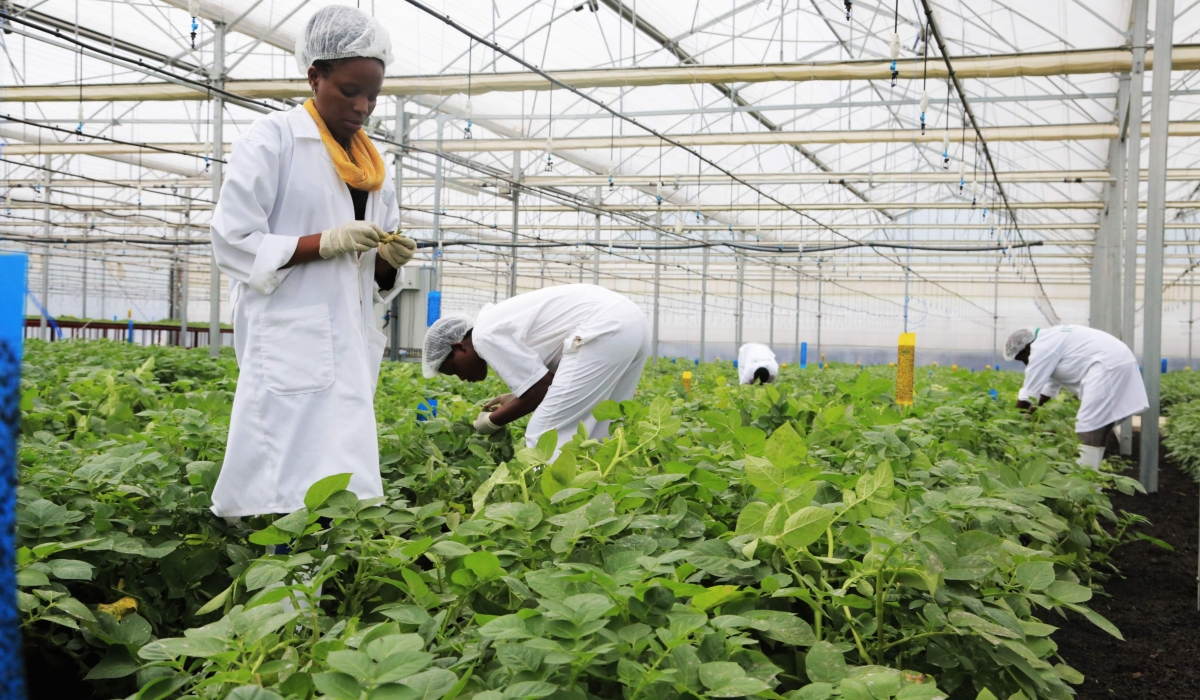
1056,442,1200,699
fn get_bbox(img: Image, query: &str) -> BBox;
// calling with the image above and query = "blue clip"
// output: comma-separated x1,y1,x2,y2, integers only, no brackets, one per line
989,388,998,400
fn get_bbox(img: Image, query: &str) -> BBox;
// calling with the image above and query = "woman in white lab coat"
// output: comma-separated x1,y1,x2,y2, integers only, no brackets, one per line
737,343,779,385
1004,325,1148,470
423,285,651,454
209,6,416,517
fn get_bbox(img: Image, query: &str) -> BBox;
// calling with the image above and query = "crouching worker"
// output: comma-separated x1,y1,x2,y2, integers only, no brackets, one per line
1003,325,1148,471
738,342,779,385
423,284,650,454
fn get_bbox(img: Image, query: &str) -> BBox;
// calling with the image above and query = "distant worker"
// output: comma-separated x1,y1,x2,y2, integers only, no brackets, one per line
424,284,650,453
209,6,416,518
738,342,779,385
1003,325,1148,471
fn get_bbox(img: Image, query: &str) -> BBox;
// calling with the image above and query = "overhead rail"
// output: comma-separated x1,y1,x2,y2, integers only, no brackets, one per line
7,121,1200,157
8,45,1200,102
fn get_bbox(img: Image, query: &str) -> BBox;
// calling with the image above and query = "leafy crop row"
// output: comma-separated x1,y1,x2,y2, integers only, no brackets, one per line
15,342,1150,700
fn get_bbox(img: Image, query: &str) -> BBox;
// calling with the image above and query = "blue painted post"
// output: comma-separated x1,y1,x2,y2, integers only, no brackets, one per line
800,342,808,369
126,310,134,344
1162,358,1168,374
694,359,699,366
0,254,28,698
426,290,442,327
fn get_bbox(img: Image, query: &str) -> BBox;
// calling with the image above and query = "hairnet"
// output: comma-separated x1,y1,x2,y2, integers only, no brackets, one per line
423,316,474,379
1003,327,1038,361
295,5,394,74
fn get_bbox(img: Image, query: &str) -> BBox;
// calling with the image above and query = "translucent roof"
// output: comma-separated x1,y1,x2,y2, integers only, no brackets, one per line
2,1,1198,358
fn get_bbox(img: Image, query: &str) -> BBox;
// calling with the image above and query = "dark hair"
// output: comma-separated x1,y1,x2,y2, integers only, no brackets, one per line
311,57,386,76
753,367,770,384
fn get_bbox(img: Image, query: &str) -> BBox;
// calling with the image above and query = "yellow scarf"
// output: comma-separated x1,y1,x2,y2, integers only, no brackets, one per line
304,99,386,192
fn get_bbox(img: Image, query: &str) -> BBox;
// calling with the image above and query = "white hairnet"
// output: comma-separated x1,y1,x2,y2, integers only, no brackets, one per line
423,316,474,379
1003,327,1038,361
295,5,394,74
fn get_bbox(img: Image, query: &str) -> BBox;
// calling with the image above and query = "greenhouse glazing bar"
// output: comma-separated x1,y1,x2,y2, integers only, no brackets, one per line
1140,0,1176,492
209,21,225,359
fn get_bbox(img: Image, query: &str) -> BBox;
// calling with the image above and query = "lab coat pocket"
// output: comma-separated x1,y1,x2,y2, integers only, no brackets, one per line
260,304,336,395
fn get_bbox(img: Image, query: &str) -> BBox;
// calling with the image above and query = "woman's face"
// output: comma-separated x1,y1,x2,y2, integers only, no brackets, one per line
307,57,385,145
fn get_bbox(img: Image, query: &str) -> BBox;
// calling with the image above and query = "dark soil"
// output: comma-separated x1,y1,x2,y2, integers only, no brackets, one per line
1056,439,1200,700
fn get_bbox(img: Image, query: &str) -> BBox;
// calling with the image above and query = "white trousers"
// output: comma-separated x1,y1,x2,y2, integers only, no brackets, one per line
525,299,650,453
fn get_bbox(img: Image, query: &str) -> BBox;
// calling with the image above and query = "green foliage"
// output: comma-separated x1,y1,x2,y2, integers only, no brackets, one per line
1165,398,1200,480
16,345,1149,700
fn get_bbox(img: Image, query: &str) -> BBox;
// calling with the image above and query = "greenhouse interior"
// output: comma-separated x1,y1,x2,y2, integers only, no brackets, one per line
2,1,1200,699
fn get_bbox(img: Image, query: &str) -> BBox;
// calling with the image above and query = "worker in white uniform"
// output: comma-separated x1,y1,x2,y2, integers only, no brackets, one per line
1004,325,1148,471
424,284,650,453
737,343,779,385
209,6,416,517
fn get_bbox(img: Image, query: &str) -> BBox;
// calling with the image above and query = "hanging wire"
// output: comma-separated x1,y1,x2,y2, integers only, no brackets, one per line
463,40,474,139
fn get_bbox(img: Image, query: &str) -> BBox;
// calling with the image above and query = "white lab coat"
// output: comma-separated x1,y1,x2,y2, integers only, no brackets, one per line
738,343,779,384
209,105,402,517
1018,325,1148,433
471,285,650,452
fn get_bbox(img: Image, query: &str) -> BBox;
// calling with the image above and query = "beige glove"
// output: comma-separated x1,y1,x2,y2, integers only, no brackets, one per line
473,411,501,435
378,233,417,268
319,221,385,259
483,393,516,412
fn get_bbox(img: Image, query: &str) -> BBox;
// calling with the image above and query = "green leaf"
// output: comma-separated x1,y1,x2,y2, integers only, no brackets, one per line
46,559,93,581
592,400,622,421
805,641,848,684
16,569,50,587
196,584,232,616
304,473,353,511
744,610,815,646
479,614,532,640
327,650,375,682
735,503,771,536
1046,580,1092,604
1014,561,1055,591
226,688,285,700
84,648,138,680
744,456,785,494
779,506,835,550
503,681,558,700
314,672,365,700
430,541,472,558
473,463,510,513
138,636,227,660
1065,603,1123,640
464,551,503,580
764,421,807,472
691,586,740,612
271,508,310,535
400,669,459,700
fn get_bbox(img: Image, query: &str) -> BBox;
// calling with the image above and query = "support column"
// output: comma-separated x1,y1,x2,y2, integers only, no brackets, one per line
1120,0,1148,456
41,154,50,340
1189,266,1195,368
180,190,190,347
390,103,407,362
794,266,801,364
432,116,445,291
208,21,225,358
992,258,1000,367
652,211,661,362
769,264,776,346
700,230,708,362
816,259,823,364
735,233,745,348
593,187,601,286
509,152,520,298
1139,0,1174,492
81,227,87,320
1092,75,1130,335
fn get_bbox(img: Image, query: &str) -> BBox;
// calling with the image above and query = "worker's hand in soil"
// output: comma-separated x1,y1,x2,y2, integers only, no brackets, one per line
378,233,417,268
483,393,516,412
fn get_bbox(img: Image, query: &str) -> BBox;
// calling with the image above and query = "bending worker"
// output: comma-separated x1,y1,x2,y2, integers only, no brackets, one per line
424,284,650,453
1003,325,1148,470
209,6,416,518
737,342,779,385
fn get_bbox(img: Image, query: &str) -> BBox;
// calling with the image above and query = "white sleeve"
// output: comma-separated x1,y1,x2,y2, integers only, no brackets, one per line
1018,337,1062,401
210,132,299,296
474,323,550,397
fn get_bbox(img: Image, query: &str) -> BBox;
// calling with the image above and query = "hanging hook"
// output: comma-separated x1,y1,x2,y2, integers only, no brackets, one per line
844,0,852,21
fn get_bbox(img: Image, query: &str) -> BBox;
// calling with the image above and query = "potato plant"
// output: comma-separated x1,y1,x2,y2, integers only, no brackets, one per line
13,342,1151,700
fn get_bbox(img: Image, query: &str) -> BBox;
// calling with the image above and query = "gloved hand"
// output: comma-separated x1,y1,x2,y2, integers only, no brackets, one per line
319,221,385,259
473,411,501,435
378,233,417,268
483,393,516,412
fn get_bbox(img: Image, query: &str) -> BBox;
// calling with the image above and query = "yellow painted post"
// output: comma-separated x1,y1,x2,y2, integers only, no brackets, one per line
856,361,861,369
896,332,916,406
951,364,958,372
682,371,693,393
